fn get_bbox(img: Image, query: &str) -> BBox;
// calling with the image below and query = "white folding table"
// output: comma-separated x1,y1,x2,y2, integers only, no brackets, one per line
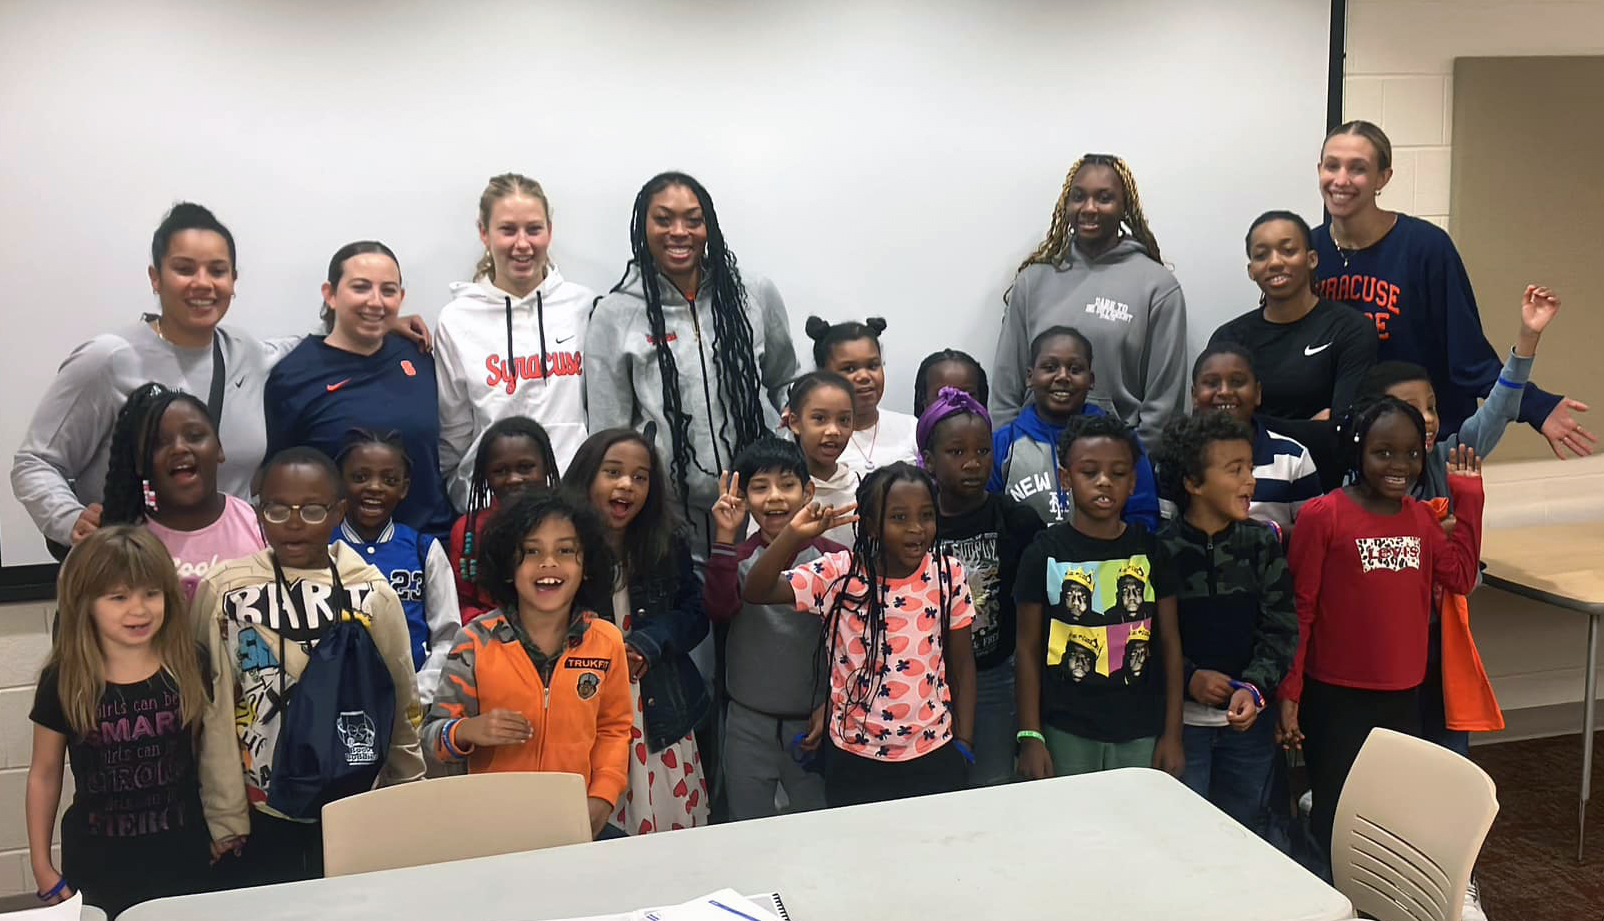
123,768,1352,921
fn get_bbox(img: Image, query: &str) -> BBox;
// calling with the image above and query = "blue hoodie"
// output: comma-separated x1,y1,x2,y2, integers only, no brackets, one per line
988,403,1159,529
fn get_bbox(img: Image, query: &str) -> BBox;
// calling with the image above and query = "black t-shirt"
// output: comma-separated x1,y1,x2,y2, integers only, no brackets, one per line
1015,522,1177,742
30,665,206,844
1211,298,1379,421
937,495,1044,671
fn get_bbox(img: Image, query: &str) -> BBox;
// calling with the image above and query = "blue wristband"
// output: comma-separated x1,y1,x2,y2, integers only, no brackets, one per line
1228,680,1265,710
36,876,68,901
441,718,470,758
953,739,976,764
1497,376,1523,390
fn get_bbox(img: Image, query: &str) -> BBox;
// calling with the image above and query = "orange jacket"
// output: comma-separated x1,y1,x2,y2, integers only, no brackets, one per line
422,610,632,805
1427,496,1504,732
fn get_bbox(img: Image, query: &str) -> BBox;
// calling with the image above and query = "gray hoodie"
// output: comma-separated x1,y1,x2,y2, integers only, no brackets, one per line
990,238,1188,446
585,265,799,540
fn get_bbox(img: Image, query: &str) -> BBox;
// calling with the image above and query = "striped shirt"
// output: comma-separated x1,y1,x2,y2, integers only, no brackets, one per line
1250,418,1321,534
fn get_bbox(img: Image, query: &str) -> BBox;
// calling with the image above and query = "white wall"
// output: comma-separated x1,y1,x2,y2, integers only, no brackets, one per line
0,0,1332,567
1341,0,1604,733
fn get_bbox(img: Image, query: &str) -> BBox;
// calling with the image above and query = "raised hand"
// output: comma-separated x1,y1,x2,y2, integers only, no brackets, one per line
1446,443,1482,477
1541,398,1596,460
787,500,858,540
710,471,748,543
1521,285,1561,337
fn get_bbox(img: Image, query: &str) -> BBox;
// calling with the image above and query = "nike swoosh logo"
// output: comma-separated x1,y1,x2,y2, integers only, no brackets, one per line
233,378,245,388
555,335,574,344
326,378,352,392
1303,343,1332,357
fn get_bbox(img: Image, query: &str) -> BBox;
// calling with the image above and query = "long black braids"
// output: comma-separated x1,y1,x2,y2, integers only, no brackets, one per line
817,462,956,753
459,416,561,583
103,382,215,525
911,348,990,417
609,171,768,521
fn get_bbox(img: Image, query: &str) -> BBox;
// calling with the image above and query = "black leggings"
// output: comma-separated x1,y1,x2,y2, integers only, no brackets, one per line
823,739,966,808
1300,678,1420,858
212,810,324,890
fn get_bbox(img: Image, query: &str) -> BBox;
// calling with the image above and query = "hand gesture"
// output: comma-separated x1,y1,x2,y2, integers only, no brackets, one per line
209,836,246,864
1152,732,1185,777
710,471,748,544
1276,698,1303,750
1018,734,1055,780
1541,398,1597,460
456,708,534,747
787,500,858,541
1225,688,1260,731
1188,669,1233,706
1521,285,1561,337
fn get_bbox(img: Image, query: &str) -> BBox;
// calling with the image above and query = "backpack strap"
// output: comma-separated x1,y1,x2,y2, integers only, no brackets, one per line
271,550,348,711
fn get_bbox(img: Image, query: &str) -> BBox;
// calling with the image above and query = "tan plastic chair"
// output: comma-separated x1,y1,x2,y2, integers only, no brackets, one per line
1331,728,1499,921
322,771,592,876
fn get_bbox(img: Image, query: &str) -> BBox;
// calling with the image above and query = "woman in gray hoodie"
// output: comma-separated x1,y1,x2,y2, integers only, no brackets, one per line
991,154,1188,448
585,172,799,562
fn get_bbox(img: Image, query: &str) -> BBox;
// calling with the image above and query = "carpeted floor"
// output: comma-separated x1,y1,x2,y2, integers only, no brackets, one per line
1468,733,1604,920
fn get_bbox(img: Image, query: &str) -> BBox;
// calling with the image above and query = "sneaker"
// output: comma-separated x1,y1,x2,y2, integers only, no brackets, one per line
1298,790,1313,819
1461,876,1488,921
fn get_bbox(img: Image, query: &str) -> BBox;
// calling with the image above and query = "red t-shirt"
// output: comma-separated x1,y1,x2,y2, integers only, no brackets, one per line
1281,477,1483,701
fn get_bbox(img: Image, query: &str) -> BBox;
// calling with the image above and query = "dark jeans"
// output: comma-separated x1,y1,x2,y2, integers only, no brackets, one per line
1300,678,1420,859
823,739,966,808
1181,713,1286,851
213,810,323,889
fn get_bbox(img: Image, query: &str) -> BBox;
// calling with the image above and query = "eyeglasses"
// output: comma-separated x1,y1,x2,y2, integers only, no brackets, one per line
260,502,334,525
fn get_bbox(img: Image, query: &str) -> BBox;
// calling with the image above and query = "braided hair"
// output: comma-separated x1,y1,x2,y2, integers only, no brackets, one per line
818,462,956,753
912,349,989,417
1336,395,1427,488
460,416,560,583
103,382,216,525
1008,154,1165,303
334,427,412,476
609,172,767,521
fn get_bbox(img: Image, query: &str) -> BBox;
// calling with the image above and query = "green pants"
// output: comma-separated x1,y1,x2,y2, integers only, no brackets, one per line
1043,726,1156,776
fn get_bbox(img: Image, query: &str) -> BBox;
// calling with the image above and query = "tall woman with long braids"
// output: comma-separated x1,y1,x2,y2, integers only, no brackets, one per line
1312,120,1593,458
586,172,799,559
991,154,1188,447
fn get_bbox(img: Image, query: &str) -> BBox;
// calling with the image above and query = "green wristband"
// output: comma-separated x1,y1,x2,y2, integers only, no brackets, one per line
1016,730,1046,744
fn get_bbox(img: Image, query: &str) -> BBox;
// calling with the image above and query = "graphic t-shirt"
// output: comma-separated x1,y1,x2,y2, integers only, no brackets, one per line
786,551,974,762
1015,522,1177,742
936,495,1044,671
31,666,206,843
144,494,266,603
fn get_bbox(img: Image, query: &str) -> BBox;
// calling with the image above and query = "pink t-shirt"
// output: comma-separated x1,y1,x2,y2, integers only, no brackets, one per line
787,550,974,762
144,494,266,602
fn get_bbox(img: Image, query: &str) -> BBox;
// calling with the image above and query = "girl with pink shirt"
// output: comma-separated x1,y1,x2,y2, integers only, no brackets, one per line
101,382,264,602
743,461,978,806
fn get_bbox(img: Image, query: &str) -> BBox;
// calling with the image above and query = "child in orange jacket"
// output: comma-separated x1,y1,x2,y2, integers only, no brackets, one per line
423,489,631,838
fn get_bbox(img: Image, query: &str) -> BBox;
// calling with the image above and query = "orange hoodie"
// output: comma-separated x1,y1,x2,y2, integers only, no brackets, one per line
422,609,631,806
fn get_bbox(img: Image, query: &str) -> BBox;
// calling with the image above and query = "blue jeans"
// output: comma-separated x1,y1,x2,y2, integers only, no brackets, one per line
1181,714,1285,850
970,658,1017,786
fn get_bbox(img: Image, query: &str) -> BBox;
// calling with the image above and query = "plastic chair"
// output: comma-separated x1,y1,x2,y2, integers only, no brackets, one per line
322,771,593,876
1331,729,1499,921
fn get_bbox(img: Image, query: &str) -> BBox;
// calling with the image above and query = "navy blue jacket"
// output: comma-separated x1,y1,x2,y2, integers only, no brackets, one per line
265,334,455,536
622,539,711,751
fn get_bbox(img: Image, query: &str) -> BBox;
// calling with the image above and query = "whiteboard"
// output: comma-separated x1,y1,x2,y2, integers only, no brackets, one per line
0,0,1331,568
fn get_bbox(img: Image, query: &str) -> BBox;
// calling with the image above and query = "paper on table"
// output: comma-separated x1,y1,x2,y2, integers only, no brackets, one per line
631,889,782,921
6,892,87,919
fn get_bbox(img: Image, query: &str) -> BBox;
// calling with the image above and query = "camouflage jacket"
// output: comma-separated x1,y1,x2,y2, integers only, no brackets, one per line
1155,516,1297,697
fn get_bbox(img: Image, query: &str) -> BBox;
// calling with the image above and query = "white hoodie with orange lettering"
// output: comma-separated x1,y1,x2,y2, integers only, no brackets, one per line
434,267,595,509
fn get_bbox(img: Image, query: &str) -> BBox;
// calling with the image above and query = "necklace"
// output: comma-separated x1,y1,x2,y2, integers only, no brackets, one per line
853,419,881,467
1331,212,1398,267
150,315,170,343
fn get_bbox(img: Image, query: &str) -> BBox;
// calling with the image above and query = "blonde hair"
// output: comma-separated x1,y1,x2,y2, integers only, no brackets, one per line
1011,154,1165,297
475,173,552,282
46,526,208,738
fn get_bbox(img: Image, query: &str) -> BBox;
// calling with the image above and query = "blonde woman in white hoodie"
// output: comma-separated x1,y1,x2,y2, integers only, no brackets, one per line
435,174,596,509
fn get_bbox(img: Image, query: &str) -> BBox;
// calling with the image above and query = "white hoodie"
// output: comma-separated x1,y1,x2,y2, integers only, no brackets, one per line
434,267,595,509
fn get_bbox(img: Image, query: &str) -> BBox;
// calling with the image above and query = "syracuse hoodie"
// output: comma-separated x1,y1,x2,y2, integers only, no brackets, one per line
585,265,800,543
434,268,595,509
990,238,1189,446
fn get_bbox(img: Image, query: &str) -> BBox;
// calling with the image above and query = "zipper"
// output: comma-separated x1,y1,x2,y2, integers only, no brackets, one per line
1205,536,1217,596
687,298,725,472
537,682,550,767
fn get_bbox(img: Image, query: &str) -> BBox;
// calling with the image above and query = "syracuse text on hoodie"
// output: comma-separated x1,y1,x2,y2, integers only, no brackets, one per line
585,265,800,540
434,268,595,509
990,239,1189,447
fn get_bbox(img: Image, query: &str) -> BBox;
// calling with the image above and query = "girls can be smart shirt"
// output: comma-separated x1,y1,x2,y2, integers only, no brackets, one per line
786,551,974,762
